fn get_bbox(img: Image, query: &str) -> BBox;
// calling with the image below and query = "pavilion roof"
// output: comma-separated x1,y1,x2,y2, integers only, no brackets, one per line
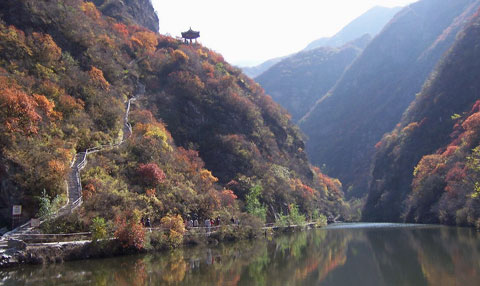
181,28,200,39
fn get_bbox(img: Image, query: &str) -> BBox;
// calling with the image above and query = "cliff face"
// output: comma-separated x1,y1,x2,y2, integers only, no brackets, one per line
364,10,480,224
93,0,159,32
299,0,480,198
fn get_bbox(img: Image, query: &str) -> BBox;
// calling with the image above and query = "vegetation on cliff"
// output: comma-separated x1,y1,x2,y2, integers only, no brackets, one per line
299,0,480,198
0,0,348,240
364,10,480,226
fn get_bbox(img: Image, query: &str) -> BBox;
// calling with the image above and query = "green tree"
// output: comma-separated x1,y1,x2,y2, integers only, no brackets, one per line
246,184,266,222
90,217,108,242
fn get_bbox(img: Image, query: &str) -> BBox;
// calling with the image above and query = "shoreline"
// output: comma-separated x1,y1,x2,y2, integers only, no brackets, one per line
0,223,319,269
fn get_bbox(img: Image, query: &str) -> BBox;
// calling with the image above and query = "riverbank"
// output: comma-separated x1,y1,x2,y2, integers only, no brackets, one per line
0,222,320,268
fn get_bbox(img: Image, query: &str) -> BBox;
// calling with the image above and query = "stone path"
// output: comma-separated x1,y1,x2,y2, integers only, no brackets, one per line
1,83,145,243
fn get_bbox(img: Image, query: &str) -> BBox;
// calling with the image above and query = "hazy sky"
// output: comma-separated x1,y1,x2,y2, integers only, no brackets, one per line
153,0,418,66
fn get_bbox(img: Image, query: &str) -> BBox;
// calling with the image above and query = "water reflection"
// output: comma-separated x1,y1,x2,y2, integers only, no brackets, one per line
1,224,480,286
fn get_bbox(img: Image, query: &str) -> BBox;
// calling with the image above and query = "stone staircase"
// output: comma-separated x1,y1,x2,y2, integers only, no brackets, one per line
1,82,145,242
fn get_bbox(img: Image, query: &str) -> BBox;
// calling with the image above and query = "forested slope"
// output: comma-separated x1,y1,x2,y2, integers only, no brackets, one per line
300,0,480,198
0,0,347,231
364,10,480,225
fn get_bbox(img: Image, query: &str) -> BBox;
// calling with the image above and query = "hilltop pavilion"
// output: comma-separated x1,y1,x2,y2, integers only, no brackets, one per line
181,28,200,44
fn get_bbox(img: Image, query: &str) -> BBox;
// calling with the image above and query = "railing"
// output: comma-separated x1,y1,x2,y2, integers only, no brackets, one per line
10,232,92,243
1,82,145,241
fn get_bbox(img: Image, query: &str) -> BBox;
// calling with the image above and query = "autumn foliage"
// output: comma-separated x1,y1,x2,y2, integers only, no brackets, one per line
114,210,146,250
137,163,166,186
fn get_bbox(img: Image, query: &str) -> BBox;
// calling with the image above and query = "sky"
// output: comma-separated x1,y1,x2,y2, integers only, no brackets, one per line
152,0,418,67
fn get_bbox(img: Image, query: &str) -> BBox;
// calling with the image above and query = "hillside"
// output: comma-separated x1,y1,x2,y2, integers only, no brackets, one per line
0,0,347,231
304,6,401,51
257,35,371,122
300,0,480,198
364,10,480,225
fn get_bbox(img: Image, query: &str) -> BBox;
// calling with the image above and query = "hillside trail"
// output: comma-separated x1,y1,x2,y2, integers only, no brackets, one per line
1,82,145,242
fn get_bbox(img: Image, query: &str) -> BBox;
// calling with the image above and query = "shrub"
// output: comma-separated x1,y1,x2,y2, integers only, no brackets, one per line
275,204,306,227
114,210,146,250
90,217,108,242
160,214,185,248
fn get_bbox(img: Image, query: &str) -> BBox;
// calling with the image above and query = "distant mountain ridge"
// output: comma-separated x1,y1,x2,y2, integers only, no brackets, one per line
303,6,402,51
241,6,401,78
256,34,371,122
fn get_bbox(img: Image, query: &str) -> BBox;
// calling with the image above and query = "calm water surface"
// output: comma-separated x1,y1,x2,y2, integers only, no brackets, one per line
2,223,480,286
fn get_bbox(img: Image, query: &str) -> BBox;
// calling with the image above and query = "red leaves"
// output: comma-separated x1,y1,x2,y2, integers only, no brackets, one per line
462,112,480,131
137,163,166,186
82,183,96,200
220,189,238,206
113,23,129,39
114,211,146,250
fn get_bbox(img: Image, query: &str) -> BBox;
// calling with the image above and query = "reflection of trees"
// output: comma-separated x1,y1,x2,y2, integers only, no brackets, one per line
3,226,480,286
408,227,480,286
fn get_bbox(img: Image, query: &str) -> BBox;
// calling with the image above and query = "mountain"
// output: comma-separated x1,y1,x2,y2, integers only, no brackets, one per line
299,0,480,199
241,6,400,79
241,56,285,78
364,9,480,225
304,6,401,51
0,0,346,230
256,34,371,122
92,0,159,32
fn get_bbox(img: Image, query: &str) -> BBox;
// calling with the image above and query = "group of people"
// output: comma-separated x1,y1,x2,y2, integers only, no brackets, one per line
141,215,239,232
186,217,221,232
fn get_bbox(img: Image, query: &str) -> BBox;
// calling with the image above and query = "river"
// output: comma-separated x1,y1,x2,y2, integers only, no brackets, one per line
1,223,480,285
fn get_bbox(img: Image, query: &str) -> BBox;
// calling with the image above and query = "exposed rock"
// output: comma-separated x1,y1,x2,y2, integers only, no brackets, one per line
92,0,159,32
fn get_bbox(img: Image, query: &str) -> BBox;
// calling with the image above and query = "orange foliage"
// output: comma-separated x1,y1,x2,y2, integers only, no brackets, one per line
114,211,146,250
48,159,66,174
82,183,96,200
131,30,158,54
173,49,189,62
145,188,156,197
30,32,62,62
58,94,84,113
0,76,41,134
220,189,238,206
33,93,62,120
88,66,110,90
80,2,101,20
113,23,129,38
202,61,215,78
168,71,205,93
200,169,218,184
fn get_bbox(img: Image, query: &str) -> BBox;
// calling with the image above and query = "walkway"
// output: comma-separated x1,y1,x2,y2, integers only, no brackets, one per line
1,82,145,242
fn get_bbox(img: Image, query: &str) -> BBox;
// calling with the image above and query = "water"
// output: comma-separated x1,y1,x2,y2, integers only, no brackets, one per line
2,223,480,285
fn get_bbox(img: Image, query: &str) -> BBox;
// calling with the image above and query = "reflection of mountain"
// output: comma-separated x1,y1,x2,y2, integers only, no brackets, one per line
408,227,480,286
363,228,428,286
3,226,480,285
